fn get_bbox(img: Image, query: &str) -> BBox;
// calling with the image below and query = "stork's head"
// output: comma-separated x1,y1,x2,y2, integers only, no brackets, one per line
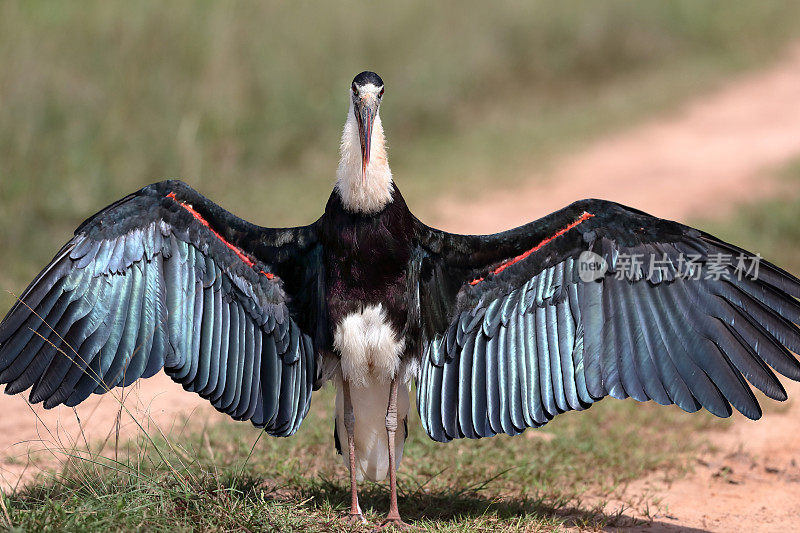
350,71,384,184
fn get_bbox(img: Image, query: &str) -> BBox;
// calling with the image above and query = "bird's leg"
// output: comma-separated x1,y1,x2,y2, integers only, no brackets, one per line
379,378,410,530
342,379,365,524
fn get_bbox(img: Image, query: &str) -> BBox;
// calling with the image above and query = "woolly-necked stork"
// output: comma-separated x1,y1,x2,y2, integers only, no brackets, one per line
2,71,799,528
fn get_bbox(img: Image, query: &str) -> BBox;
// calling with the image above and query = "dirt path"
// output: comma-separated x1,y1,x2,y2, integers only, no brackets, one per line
432,44,800,533
610,388,800,533
2,43,800,531
432,44,800,235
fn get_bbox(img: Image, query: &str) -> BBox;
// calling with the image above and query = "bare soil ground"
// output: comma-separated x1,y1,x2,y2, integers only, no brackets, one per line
432,44,800,234
434,44,800,533
3,44,800,532
0,374,224,490
611,394,800,533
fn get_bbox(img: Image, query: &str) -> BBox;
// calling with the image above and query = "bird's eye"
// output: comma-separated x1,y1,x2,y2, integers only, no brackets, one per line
352,83,358,94
379,88,384,97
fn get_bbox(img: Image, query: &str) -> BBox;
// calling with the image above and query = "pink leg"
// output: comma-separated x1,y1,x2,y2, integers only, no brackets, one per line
342,380,366,523
379,378,411,530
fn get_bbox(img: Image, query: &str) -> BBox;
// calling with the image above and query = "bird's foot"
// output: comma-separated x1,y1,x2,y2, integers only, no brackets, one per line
376,515,412,531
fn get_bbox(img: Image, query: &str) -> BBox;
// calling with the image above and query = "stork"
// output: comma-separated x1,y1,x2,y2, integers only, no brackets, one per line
2,71,800,528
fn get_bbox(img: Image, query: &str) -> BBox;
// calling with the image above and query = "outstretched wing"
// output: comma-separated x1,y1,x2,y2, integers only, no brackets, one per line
0,180,323,437
413,199,800,442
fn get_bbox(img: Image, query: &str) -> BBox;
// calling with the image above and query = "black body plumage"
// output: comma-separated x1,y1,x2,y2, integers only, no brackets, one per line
1,178,800,446
321,184,418,356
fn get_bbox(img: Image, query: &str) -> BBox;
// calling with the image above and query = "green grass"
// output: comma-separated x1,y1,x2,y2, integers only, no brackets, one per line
2,385,720,532
700,160,800,272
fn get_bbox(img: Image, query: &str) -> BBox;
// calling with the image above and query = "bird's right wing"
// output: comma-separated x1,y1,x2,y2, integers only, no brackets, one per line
0,180,323,437
412,199,800,442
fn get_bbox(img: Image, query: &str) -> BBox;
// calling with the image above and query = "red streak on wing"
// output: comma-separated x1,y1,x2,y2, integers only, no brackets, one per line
469,211,594,286
167,192,275,279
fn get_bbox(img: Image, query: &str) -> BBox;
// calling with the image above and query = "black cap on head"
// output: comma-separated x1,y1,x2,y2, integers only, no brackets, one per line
352,71,384,88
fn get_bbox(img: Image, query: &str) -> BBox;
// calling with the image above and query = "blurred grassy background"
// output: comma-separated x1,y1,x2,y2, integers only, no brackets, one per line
3,2,800,530
4,1,800,311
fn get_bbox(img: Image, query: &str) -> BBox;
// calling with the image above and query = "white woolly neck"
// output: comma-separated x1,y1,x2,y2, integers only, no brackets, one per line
334,100,393,214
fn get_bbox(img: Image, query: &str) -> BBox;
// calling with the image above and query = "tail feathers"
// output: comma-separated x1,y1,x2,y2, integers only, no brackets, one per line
334,418,343,456
334,379,410,482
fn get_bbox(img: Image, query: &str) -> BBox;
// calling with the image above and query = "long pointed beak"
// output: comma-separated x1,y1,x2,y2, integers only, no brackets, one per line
355,97,378,184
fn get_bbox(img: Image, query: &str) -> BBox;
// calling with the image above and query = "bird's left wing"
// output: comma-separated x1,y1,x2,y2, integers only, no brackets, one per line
412,199,800,442
0,180,323,437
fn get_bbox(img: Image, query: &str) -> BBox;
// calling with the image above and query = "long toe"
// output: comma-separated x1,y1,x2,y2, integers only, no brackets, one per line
377,517,412,531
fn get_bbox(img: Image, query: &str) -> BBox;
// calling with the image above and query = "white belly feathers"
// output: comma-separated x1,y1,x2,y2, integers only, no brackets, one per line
333,304,405,388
